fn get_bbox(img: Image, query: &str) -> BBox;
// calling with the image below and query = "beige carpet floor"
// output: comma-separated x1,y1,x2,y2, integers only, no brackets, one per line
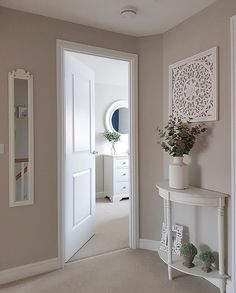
0,249,218,293
69,197,129,261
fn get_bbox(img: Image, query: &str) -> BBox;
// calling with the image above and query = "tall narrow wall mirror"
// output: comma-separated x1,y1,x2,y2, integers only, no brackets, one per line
9,69,34,207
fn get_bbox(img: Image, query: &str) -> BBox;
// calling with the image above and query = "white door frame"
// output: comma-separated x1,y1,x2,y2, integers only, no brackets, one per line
231,15,236,293
57,39,139,266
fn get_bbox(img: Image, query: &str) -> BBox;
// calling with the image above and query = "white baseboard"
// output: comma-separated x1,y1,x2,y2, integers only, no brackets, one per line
0,257,61,285
205,278,234,293
96,192,105,199
139,238,233,293
205,277,233,293
139,238,159,251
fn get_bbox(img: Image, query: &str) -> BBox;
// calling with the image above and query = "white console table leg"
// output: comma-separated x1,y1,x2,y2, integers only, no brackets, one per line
218,198,226,293
164,199,167,223
166,194,172,280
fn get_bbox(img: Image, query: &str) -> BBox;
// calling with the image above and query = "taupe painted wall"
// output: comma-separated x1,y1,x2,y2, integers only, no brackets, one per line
162,0,236,273
0,0,235,275
0,7,137,270
137,35,164,241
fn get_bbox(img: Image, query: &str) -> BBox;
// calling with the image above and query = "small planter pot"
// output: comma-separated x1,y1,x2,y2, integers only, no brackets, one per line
202,263,212,273
169,157,189,189
182,256,195,268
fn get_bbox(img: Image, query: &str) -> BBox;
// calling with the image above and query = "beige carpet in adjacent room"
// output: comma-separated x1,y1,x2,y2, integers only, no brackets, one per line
69,197,129,261
1,249,218,293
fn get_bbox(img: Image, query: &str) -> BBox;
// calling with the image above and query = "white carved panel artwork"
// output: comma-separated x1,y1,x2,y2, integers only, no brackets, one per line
169,47,218,122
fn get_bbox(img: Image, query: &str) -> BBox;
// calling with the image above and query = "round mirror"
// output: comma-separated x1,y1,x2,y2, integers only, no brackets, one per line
111,107,129,134
105,100,128,136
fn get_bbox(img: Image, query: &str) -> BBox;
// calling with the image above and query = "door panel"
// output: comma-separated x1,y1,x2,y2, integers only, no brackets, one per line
64,52,95,262
73,169,91,227
73,74,91,152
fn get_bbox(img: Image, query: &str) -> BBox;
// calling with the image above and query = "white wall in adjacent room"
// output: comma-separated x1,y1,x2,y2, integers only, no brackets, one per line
95,83,128,193
71,53,129,194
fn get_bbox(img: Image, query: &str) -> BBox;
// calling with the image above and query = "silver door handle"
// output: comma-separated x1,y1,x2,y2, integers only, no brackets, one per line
92,151,98,155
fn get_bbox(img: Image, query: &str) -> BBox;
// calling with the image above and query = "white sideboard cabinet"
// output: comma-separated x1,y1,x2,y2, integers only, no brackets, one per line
104,154,129,202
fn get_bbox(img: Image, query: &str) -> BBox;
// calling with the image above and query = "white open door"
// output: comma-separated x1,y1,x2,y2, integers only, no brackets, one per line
64,52,95,262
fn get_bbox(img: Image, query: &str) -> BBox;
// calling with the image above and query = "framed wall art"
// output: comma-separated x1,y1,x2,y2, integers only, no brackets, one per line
169,47,218,122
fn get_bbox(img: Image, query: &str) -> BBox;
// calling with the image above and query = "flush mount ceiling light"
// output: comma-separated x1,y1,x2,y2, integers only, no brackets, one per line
120,6,138,18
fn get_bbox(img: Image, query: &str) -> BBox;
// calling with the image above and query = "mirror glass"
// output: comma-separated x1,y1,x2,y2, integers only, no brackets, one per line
9,69,34,207
111,107,129,135
14,79,29,201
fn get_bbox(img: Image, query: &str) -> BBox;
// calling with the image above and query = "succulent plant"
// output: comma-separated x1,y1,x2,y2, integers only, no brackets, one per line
180,243,198,258
199,251,215,265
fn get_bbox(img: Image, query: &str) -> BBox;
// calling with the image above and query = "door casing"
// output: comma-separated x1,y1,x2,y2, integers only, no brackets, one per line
57,39,139,266
231,15,236,293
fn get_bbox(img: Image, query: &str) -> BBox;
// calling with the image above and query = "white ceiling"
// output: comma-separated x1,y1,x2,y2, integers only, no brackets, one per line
0,0,218,36
70,52,129,86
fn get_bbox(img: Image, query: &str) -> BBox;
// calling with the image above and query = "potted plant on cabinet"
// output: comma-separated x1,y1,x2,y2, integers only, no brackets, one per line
103,130,121,155
199,251,215,273
180,243,198,268
157,116,207,189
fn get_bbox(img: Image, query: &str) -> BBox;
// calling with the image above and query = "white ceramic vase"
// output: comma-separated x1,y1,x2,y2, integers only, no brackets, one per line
169,157,189,189
111,142,116,155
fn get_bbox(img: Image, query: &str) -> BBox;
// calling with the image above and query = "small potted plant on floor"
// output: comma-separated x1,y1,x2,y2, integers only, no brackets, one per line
103,130,121,155
157,116,207,189
199,251,215,273
180,243,198,268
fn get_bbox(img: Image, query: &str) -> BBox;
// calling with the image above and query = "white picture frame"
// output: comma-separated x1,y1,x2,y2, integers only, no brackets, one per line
169,47,218,122
9,68,34,207
160,223,183,256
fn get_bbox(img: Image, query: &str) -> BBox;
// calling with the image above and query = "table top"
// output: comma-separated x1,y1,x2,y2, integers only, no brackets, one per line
156,180,229,207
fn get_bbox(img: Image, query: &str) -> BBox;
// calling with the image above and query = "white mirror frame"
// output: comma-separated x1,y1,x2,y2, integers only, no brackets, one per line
105,100,128,140
9,69,34,207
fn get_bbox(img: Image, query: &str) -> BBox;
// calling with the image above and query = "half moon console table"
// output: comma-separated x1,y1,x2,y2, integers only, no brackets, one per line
156,180,229,293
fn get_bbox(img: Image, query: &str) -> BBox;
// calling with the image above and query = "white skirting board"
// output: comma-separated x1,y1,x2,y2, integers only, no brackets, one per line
139,239,233,293
0,257,61,285
0,242,233,292
139,238,159,252
205,277,233,293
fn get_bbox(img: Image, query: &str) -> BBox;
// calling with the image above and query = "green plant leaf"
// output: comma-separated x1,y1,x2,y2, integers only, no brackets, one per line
156,116,207,157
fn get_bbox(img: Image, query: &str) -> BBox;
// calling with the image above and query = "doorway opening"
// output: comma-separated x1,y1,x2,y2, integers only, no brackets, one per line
57,40,139,265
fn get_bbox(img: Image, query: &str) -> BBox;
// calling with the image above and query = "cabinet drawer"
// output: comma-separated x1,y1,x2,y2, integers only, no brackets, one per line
115,182,129,194
116,168,129,181
115,158,129,169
